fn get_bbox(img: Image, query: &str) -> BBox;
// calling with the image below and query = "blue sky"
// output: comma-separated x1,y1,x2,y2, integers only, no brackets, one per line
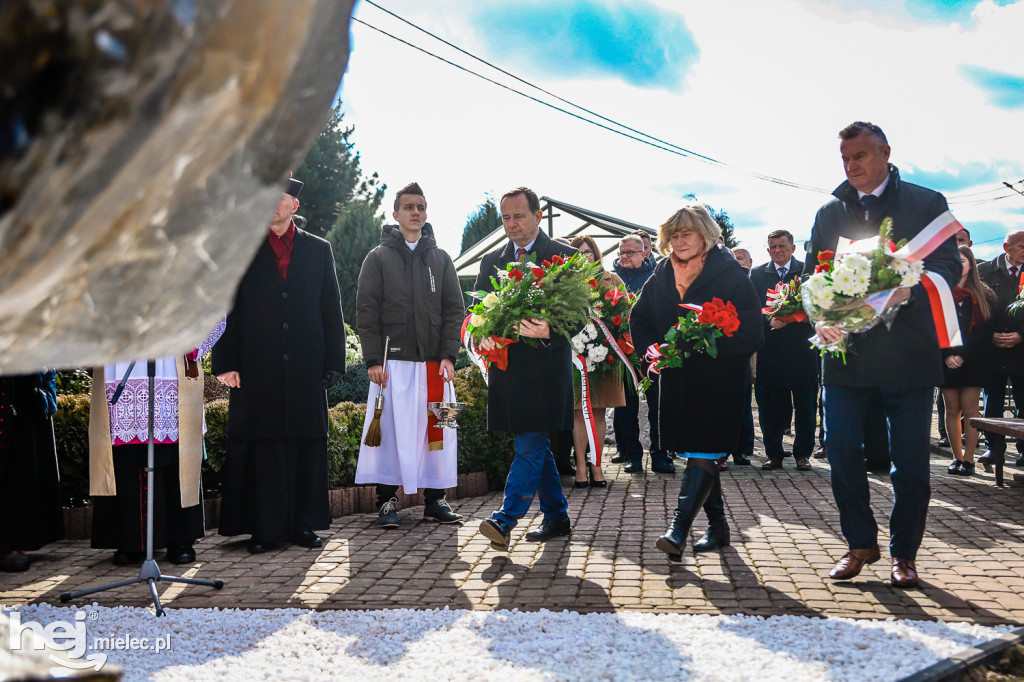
340,0,1024,260
471,1,698,90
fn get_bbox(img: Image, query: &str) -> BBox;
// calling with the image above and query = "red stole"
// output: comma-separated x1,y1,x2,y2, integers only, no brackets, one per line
426,361,444,450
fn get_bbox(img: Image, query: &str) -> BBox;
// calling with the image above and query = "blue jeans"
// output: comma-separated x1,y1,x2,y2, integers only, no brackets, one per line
493,432,569,530
824,386,932,560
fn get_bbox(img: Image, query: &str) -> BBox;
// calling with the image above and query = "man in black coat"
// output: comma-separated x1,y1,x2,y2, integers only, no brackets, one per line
213,177,346,553
750,229,818,471
475,187,579,551
977,230,1024,469
805,122,960,588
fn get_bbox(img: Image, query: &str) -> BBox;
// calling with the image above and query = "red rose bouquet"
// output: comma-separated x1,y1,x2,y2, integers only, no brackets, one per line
465,252,601,369
639,297,741,391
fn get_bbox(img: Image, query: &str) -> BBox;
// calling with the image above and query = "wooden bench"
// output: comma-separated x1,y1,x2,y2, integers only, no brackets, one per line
968,417,1024,486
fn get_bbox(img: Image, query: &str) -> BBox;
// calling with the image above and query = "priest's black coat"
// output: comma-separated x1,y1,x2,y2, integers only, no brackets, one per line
630,246,764,454
473,231,579,433
0,373,64,554
749,258,819,387
213,228,346,440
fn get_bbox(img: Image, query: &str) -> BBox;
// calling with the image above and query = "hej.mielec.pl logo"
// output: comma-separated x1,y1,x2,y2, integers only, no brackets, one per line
8,610,172,671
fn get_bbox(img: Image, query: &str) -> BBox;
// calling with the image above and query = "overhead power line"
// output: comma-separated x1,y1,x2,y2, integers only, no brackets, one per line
359,2,1024,207
354,7,830,194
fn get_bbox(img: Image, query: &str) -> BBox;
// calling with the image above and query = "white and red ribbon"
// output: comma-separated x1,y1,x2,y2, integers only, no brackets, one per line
572,353,602,466
834,211,964,348
460,315,489,383
591,317,640,390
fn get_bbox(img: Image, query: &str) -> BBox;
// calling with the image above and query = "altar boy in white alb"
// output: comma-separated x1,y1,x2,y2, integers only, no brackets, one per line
355,182,466,528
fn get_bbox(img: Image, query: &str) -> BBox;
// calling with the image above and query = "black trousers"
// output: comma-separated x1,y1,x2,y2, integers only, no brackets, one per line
376,485,444,507
613,378,661,460
756,384,817,459
983,371,1024,455
91,444,204,551
736,381,754,457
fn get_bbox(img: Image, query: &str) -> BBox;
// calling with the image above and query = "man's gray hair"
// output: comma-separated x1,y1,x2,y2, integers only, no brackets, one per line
1004,229,1024,245
619,234,644,249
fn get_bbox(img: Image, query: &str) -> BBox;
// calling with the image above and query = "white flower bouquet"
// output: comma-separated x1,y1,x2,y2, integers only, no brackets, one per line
801,218,923,358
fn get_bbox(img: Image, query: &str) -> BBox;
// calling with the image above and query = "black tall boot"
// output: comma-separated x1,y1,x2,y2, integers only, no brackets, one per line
656,463,716,562
693,472,730,553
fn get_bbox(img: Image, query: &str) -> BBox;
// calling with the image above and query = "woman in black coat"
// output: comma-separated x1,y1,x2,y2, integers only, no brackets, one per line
631,205,763,561
941,246,997,476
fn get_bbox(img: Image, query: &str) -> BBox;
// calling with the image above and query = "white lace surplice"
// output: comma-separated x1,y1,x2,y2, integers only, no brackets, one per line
104,318,226,446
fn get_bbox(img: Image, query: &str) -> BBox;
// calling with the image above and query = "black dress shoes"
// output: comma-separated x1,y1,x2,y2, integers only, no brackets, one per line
247,538,270,554
166,545,196,564
732,454,752,465
479,518,511,550
293,531,323,549
524,517,572,542
112,549,145,565
0,552,31,572
937,437,950,447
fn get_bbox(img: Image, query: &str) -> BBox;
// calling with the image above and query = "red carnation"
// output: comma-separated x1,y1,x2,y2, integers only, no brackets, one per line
815,262,832,273
508,269,524,282
588,279,599,289
611,314,623,326
551,254,564,265
531,267,545,279
818,249,835,262
542,259,552,268
607,354,616,364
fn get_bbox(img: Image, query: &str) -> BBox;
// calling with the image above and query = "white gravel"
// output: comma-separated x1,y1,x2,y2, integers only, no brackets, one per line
3,603,1013,681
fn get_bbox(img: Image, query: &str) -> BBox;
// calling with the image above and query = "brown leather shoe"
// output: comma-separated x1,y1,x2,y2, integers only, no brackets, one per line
795,457,812,471
891,557,919,588
828,545,881,580
762,457,783,470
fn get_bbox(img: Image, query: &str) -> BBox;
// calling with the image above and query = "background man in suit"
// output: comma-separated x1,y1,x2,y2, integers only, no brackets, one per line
805,121,960,588
611,234,675,473
751,229,818,472
213,177,346,554
475,187,579,551
977,230,1024,469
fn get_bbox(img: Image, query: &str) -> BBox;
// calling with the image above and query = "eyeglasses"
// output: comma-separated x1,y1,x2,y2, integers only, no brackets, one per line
578,249,594,256
618,250,642,257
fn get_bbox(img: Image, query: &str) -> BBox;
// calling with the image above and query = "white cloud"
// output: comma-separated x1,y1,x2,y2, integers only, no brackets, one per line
340,0,1024,262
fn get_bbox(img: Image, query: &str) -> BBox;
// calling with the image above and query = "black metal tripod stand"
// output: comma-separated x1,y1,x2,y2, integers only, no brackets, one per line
59,359,224,616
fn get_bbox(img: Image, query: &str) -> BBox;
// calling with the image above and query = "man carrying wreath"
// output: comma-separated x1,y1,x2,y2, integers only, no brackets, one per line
804,121,961,588
475,187,580,550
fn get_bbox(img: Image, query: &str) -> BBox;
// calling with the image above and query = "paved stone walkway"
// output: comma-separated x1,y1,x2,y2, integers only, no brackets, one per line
4,434,1024,625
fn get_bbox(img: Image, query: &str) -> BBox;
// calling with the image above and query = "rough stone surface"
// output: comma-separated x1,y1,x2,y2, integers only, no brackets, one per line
0,0,355,372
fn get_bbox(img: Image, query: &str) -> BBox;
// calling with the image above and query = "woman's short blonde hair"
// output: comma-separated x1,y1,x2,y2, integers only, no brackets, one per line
656,204,721,257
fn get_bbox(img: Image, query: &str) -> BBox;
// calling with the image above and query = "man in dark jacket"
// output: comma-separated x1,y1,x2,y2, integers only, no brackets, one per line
475,187,579,551
977,230,1024,469
611,235,674,473
213,177,346,553
354,182,465,528
751,229,818,471
805,122,961,588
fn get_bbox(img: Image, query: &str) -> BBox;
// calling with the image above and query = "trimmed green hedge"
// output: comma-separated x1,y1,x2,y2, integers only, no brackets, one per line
51,365,512,506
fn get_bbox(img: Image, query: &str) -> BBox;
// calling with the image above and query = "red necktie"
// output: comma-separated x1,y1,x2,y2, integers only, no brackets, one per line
516,247,527,260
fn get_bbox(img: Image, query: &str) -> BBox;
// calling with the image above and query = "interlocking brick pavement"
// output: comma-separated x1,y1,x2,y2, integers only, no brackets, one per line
3,436,1024,625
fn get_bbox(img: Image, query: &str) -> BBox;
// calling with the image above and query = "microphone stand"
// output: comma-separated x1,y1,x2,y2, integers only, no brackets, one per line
60,359,224,616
